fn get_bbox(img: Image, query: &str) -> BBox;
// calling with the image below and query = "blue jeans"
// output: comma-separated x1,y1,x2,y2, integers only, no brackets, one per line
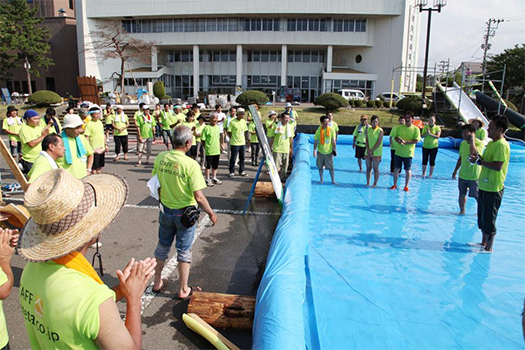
154,206,197,263
229,145,245,174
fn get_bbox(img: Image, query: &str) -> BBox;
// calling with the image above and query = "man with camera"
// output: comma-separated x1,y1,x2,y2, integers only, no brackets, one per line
151,125,217,299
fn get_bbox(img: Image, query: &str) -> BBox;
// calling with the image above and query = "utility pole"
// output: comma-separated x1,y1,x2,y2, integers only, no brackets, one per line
481,18,504,92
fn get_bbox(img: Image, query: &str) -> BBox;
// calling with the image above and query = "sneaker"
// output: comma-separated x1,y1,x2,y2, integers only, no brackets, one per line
240,172,248,177
222,150,227,154
206,178,214,187
404,186,409,192
389,185,398,190
229,173,235,178
90,242,102,249
212,178,222,185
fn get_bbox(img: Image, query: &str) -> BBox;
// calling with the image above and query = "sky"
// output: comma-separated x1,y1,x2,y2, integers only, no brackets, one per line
417,0,525,71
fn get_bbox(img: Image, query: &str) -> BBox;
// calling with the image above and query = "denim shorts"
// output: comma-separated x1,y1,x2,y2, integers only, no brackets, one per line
154,206,197,263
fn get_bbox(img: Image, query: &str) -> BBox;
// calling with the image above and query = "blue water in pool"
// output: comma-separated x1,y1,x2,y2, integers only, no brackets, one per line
306,144,525,349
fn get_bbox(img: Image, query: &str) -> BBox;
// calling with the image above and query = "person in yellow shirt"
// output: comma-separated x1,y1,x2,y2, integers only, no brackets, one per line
0,226,19,350
421,114,441,178
40,107,62,135
2,106,23,162
84,106,108,174
27,134,65,184
18,110,50,174
365,115,384,187
227,108,248,178
352,115,369,172
56,114,94,179
389,116,405,173
391,113,421,192
103,103,115,142
313,116,337,184
111,105,130,161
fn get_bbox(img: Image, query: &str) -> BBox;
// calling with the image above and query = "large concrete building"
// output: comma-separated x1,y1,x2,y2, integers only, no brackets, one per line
77,0,421,102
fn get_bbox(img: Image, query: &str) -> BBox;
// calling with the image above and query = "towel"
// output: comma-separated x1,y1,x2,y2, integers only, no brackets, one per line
45,116,61,134
61,131,87,165
6,117,22,126
274,122,294,139
39,151,59,170
147,174,160,200
54,251,103,284
320,126,331,145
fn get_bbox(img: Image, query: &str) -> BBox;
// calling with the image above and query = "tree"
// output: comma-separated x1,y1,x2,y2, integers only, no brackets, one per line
85,21,154,94
486,44,525,93
0,0,53,94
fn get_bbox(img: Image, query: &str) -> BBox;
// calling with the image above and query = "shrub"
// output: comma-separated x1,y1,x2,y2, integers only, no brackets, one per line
503,99,518,112
396,96,423,112
153,81,166,99
354,99,364,107
375,100,384,108
27,90,62,107
348,99,355,107
313,93,348,111
236,90,269,106
391,101,397,108
366,100,375,108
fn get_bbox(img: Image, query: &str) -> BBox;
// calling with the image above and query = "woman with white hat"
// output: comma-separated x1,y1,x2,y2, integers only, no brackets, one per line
18,169,156,349
469,117,486,141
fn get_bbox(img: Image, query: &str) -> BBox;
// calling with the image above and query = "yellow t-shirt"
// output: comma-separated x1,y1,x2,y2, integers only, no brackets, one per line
28,154,57,183
475,128,487,141
195,122,206,142
248,121,259,143
422,125,441,149
352,124,368,147
20,261,115,350
19,124,44,163
81,116,91,131
56,135,93,179
110,113,129,136
367,126,384,157
152,150,206,209
394,125,421,158
39,118,62,134
228,118,248,146
103,109,115,125
390,124,402,152
181,121,197,145
0,269,8,349
2,117,23,142
458,139,485,181
84,120,105,149
478,138,510,192
314,126,334,154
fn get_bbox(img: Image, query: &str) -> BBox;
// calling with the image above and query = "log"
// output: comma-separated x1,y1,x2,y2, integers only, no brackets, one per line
254,182,274,197
0,137,28,191
187,292,255,330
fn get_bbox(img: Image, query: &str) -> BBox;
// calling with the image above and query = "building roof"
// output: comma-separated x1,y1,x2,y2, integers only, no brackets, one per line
460,62,483,74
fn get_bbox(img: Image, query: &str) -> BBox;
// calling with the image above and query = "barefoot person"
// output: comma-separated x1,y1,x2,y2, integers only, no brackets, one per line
390,113,420,192
389,116,405,173
152,126,217,298
452,124,485,215
421,114,441,178
269,112,295,181
19,169,156,349
313,116,337,184
470,115,510,252
365,115,384,187
352,115,368,172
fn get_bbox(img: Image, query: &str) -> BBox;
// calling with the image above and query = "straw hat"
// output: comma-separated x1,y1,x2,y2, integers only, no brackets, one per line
468,117,485,127
0,204,30,229
19,169,128,262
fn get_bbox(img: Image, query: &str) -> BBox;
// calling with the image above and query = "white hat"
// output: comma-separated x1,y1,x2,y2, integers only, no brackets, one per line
88,104,102,113
142,105,150,109
63,114,84,129
285,102,293,108
237,108,245,114
115,105,123,110
268,110,277,116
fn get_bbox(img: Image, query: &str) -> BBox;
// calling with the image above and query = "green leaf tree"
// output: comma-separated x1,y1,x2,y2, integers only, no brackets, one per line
486,44,525,93
0,0,54,94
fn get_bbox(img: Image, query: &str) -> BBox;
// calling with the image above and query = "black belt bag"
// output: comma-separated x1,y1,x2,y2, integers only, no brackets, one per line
181,206,200,228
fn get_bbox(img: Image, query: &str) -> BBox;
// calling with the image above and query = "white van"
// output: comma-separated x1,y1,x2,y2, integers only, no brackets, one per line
337,89,366,101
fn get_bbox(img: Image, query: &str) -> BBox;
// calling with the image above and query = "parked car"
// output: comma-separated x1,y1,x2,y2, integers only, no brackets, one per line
337,89,367,101
378,92,405,102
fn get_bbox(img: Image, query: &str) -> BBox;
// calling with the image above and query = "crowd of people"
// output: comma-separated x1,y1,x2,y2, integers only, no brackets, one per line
0,100,513,348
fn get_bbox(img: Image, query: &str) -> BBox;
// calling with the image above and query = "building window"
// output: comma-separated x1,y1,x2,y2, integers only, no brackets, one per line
69,0,73,10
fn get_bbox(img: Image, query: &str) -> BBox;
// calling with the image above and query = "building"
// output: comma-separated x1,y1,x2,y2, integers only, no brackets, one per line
77,0,421,102
1,0,80,97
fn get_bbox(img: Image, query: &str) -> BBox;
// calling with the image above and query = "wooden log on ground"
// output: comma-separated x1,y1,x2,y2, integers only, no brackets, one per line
187,292,255,330
0,138,28,191
254,182,274,197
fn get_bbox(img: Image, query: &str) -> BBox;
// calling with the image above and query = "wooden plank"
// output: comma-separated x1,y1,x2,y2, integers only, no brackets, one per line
0,138,28,191
254,182,275,197
187,292,255,330
186,313,240,350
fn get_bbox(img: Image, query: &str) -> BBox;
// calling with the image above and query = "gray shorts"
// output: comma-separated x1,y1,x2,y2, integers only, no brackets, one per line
458,178,478,199
316,152,334,170
137,138,153,155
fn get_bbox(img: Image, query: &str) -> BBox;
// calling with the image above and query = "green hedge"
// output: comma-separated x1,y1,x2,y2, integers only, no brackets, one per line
27,90,62,107
313,93,348,111
153,81,166,99
366,100,375,108
396,96,427,112
354,100,364,107
375,100,383,108
236,90,269,106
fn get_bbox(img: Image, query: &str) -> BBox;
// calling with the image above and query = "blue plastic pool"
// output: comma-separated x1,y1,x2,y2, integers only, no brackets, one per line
254,134,525,349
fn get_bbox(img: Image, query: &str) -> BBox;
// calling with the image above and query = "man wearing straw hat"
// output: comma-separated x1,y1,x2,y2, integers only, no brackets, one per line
18,169,157,349
57,114,94,179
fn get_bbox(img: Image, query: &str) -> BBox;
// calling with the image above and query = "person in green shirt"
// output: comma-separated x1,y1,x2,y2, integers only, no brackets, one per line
152,125,217,298
365,115,384,187
135,105,156,166
469,117,487,141
39,107,62,135
284,102,299,131
452,124,485,215
181,111,198,159
195,116,207,169
57,114,94,179
265,110,277,140
84,106,108,174
201,113,222,186
391,113,421,191
2,106,23,161
269,112,295,180
327,111,339,141
134,102,145,122
389,116,405,173
18,110,50,174
470,115,510,252
111,105,130,161
103,103,115,142
352,115,369,172
227,107,248,178
160,104,177,150
421,114,441,178
313,115,337,184
247,113,260,166
0,227,19,350
173,105,186,126
28,134,65,184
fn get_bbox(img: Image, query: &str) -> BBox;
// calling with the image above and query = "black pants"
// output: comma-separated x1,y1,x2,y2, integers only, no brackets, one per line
229,145,245,174
114,135,128,155
251,143,260,163
390,149,396,172
20,159,33,175
422,147,438,166
477,189,504,236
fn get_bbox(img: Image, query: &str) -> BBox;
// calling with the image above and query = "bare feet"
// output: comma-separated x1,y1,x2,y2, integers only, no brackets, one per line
178,286,202,300
332,181,338,185
459,211,466,215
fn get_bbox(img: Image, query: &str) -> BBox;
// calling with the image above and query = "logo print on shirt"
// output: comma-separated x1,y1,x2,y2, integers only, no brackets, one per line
34,296,44,317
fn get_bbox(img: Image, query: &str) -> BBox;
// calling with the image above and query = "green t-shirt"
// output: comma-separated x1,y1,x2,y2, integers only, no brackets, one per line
28,154,57,183
84,120,105,149
103,110,115,125
475,128,487,141
352,124,368,147
195,122,206,142
265,119,276,136
160,110,175,131
39,118,62,134
422,125,441,149
314,126,334,154
56,135,93,179
478,138,510,192
458,139,485,181
0,269,8,348
248,121,259,143
269,124,294,154
110,113,129,136
394,125,421,158
136,114,156,139
201,125,221,156
19,124,44,163
2,117,23,142
228,118,248,146
20,261,116,350
330,121,339,134
390,124,402,151
175,113,186,124
152,150,206,209
181,121,197,145
133,110,143,121
367,126,383,157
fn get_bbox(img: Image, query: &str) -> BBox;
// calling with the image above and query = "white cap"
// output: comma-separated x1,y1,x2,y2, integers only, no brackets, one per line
142,105,150,109
285,102,293,108
63,114,84,129
237,108,245,114
115,105,123,110
268,110,277,116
